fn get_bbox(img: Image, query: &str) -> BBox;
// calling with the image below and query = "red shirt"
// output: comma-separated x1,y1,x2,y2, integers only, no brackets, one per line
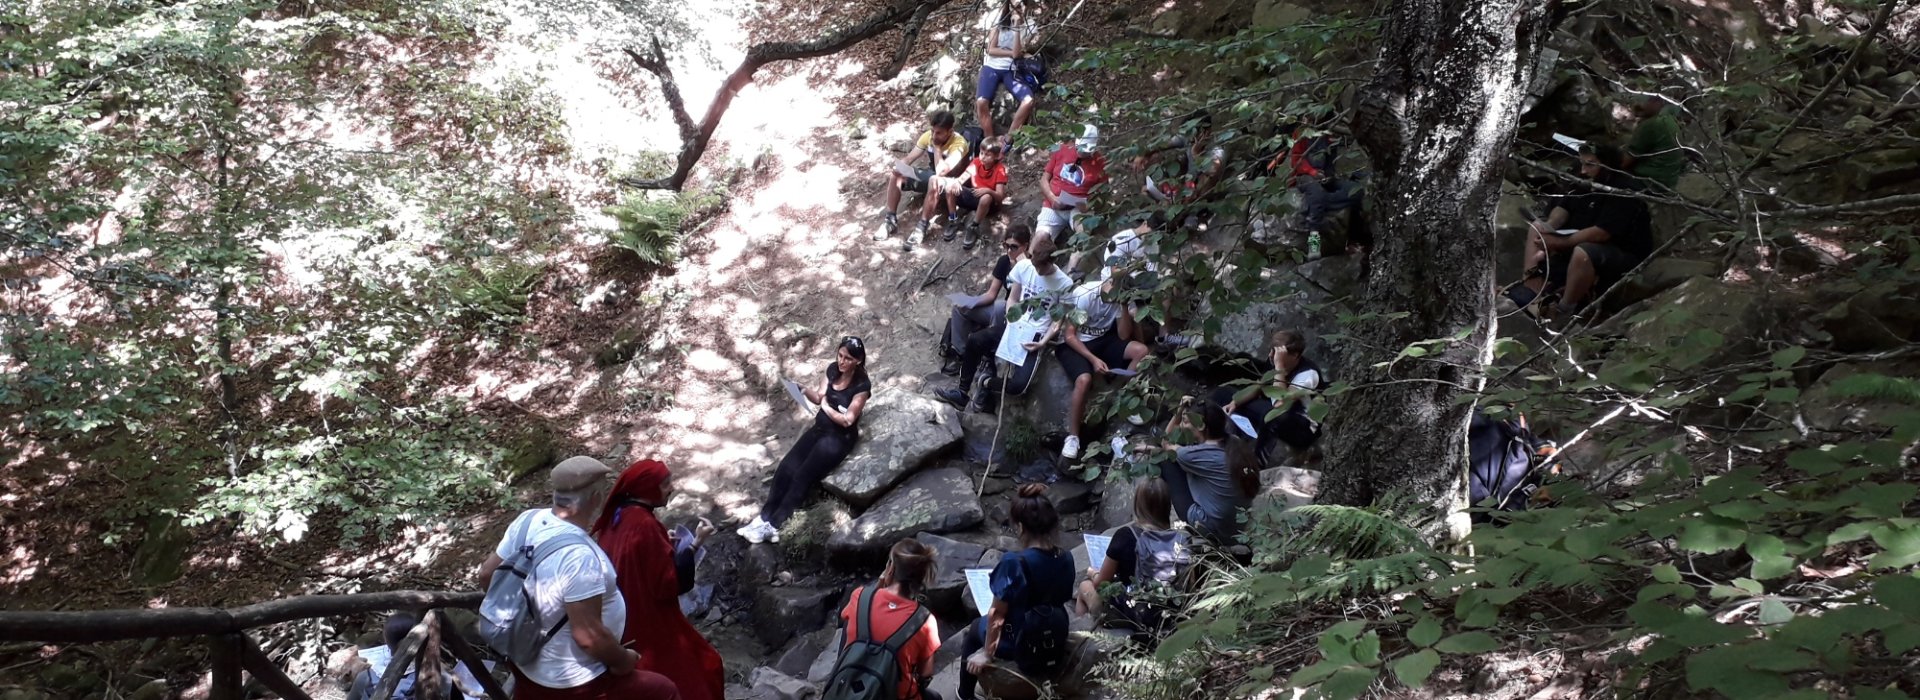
966,158,1010,191
839,586,941,699
1044,143,1108,200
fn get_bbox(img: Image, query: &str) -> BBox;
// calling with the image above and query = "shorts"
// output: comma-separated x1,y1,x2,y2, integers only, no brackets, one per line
976,65,1035,102
901,168,935,193
1548,242,1645,286
1056,333,1131,379
956,188,998,212
1036,205,1079,239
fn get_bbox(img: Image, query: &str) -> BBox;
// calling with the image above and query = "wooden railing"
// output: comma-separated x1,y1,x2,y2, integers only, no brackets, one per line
0,590,505,700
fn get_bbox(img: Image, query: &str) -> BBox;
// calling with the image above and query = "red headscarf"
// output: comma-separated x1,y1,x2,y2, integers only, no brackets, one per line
592,458,725,700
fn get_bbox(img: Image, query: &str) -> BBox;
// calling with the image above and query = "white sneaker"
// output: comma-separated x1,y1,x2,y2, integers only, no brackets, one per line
768,523,781,544
1061,435,1081,460
1110,435,1129,458
1126,413,1148,426
737,517,771,544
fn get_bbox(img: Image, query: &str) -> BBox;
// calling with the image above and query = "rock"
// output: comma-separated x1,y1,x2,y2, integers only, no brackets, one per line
1251,0,1310,28
1149,9,1186,34
1613,277,1766,370
1817,281,1920,351
740,543,787,589
1799,361,1920,433
132,514,190,586
777,500,856,562
1607,258,1720,308
746,667,819,700
975,631,1116,699
753,587,839,648
1000,354,1085,439
1531,70,1613,139
1097,477,1138,531
917,532,990,620
980,475,1014,497
1209,255,1363,374
1051,479,1100,515
1256,466,1320,510
890,139,913,154
805,629,844,684
499,421,557,480
1843,148,1920,192
827,468,985,562
961,411,1007,464
1776,237,1843,276
773,629,835,680
823,391,965,508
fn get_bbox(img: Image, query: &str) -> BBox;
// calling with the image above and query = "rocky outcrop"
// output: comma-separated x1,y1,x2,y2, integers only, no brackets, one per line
1209,255,1363,375
827,468,985,562
1256,466,1320,510
1800,361,1920,433
916,531,991,620
823,391,964,508
1609,258,1721,308
743,667,819,700
752,586,840,648
1097,477,1139,531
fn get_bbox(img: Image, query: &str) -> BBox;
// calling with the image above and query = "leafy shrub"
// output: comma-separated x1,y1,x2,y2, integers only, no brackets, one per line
602,187,725,266
442,258,544,327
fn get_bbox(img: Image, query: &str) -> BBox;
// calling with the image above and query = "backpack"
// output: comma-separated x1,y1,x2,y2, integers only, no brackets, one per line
1015,54,1049,89
1130,527,1193,592
477,513,595,666
959,125,987,164
1466,412,1555,521
1010,549,1073,677
823,586,931,700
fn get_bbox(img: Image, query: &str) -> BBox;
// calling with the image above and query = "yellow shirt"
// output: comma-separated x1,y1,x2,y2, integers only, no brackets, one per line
915,130,969,167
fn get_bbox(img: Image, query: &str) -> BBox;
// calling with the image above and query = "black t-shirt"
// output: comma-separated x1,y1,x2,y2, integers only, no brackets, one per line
1554,190,1654,259
992,255,1014,283
816,363,872,431
1107,526,1140,586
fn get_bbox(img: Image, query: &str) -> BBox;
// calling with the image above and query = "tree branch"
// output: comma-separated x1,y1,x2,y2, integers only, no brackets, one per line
878,1,936,80
1737,0,1903,177
620,0,957,191
622,37,698,147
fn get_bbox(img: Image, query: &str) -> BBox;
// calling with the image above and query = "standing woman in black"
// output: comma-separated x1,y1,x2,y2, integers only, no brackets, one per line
738,336,872,543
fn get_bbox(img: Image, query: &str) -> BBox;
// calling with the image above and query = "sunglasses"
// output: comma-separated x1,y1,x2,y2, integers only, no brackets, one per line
842,336,863,348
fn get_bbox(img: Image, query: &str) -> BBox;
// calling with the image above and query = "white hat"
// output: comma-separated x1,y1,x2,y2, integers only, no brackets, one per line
1075,124,1101,153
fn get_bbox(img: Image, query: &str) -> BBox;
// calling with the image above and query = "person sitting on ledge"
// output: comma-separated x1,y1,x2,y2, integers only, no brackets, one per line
1054,272,1149,460
1502,144,1654,319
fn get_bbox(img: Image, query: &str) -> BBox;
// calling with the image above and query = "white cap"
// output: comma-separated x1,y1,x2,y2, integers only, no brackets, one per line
1075,124,1101,153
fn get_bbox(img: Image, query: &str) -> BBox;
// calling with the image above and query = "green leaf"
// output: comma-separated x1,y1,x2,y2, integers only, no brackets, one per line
1320,666,1376,700
1875,575,1920,619
1390,649,1440,688
1757,599,1794,625
1771,345,1807,369
1652,563,1681,583
1869,523,1920,570
1884,622,1920,655
1678,517,1748,554
1747,534,1795,580
1157,619,1207,660
1855,688,1916,700
1408,616,1442,648
1434,631,1499,654
1353,632,1381,666
1763,386,1800,403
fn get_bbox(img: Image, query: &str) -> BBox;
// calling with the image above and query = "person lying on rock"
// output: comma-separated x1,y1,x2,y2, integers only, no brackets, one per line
1159,399,1262,545
879,109,970,249
1074,477,1192,640
1502,143,1655,319
942,225,1032,376
961,484,1076,700
1035,125,1108,241
592,459,724,700
936,232,1072,413
933,139,1012,249
738,336,871,544
1054,272,1149,460
830,539,944,700
1211,328,1324,467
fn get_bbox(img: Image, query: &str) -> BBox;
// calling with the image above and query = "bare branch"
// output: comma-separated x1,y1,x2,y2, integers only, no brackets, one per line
1738,0,1903,177
622,37,697,145
1514,156,1920,220
879,1,936,80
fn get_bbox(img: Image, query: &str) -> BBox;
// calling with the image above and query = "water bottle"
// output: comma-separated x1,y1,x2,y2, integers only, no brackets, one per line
1306,230,1322,261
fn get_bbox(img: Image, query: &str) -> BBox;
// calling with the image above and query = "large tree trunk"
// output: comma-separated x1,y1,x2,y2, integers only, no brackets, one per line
1319,0,1560,542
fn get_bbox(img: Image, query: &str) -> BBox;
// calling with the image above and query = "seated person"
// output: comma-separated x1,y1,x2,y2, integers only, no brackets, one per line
347,613,457,700
1158,399,1261,544
835,539,943,700
1504,144,1654,317
1036,125,1109,240
738,337,871,543
933,140,1012,248
1209,329,1323,465
974,2,1039,143
1623,94,1685,191
880,109,970,249
942,225,1032,376
935,233,1073,413
1133,110,1229,221
1054,273,1149,460
1074,477,1192,639
960,485,1076,700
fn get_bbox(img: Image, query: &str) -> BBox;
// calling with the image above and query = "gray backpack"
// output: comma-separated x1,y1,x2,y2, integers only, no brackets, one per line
478,512,594,666
1131,527,1192,592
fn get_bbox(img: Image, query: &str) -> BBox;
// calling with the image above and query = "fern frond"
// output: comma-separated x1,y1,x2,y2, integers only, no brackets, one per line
1276,503,1430,560
1831,373,1920,406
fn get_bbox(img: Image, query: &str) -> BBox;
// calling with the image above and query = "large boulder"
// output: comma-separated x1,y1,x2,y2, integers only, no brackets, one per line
772,629,835,680
823,391,965,508
1097,477,1140,531
1251,0,1309,28
752,587,840,648
1608,258,1720,308
1799,361,1920,433
916,531,990,620
827,468,985,562
999,352,1082,439
131,514,190,586
1610,277,1767,370
975,631,1117,699
1255,466,1320,511
1209,255,1363,376
1816,280,1920,352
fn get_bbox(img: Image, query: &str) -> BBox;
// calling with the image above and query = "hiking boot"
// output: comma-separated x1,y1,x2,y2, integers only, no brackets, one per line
942,221,958,242
905,223,926,251
737,517,774,544
972,391,999,414
940,358,962,376
875,213,897,241
962,222,981,250
935,387,970,408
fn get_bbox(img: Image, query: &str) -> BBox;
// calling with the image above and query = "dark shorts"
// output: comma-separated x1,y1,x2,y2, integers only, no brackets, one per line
976,65,1035,102
1549,242,1645,286
899,168,935,193
956,188,998,212
1056,333,1132,379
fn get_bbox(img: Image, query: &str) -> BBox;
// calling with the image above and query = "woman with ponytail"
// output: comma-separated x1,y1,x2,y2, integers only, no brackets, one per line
1160,398,1261,543
958,484,1076,700
835,539,944,699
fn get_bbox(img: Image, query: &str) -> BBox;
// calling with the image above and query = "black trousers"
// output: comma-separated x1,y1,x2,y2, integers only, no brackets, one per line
761,424,858,525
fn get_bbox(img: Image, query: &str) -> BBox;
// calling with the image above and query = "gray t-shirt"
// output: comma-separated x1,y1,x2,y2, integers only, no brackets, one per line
1174,443,1251,539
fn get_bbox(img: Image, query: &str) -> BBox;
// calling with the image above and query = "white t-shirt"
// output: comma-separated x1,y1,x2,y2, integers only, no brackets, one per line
1101,228,1159,281
996,258,1074,364
1067,280,1121,343
980,12,1037,70
492,508,626,689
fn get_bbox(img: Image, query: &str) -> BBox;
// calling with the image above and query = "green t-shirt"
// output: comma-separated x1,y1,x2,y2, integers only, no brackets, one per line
1627,110,1685,188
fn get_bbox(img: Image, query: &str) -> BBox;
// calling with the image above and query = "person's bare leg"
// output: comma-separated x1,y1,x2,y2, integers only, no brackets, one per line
885,172,907,213
944,182,960,220
921,181,943,225
1010,97,1038,137
1069,373,1093,439
976,98,996,142
1123,342,1149,369
1563,248,1598,307
1075,580,1102,617
976,192,996,221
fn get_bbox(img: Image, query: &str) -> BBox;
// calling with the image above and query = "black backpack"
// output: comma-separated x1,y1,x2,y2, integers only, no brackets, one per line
959,125,987,164
823,586,931,700
1009,549,1074,677
1467,412,1554,521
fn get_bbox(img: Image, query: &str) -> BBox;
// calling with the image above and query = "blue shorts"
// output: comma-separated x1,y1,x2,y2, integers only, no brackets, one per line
976,65,1035,102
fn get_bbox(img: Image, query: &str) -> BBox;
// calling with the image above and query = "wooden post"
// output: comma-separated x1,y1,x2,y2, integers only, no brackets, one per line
208,634,244,700
435,611,511,700
237,634,314,700
370,615,434,700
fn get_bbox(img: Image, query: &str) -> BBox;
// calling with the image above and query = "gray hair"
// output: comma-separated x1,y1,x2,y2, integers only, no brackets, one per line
553,482,610,511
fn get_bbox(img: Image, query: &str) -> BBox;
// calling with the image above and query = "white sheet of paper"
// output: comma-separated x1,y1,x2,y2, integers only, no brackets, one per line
893,161,921,179
1084,534,1112,569
782,378,813,414
947,292,983,308
1551,133,1585,152
1053,191,1089,209
1105,368,1137,377
1553,228,1580,236
362,644,490,700
964,568,995,616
